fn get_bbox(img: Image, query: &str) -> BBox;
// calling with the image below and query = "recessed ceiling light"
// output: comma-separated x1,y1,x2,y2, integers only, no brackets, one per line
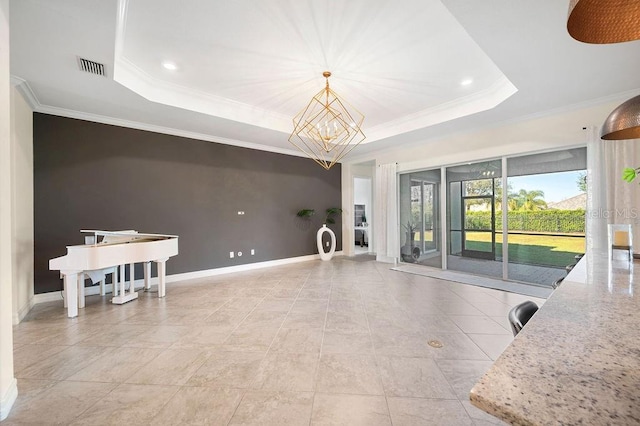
461,78,473,86
162,61,178,71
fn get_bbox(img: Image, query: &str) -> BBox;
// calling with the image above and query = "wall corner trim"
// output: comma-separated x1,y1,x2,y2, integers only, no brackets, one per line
0,378,18,421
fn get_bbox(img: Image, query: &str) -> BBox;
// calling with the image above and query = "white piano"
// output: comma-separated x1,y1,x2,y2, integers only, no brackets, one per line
49,230,179,318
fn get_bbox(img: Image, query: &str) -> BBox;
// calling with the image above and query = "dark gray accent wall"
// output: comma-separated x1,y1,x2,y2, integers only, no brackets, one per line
34,113,342,294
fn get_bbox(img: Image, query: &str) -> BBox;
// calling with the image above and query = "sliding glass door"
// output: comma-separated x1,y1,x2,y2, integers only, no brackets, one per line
446,160,502,279
397,148,586,288
410,180,437,253
461,179,496,260
399,170,441,268
505,149,587,286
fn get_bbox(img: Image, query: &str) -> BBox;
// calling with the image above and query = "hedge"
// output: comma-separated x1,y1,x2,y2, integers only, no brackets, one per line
464,210,585,234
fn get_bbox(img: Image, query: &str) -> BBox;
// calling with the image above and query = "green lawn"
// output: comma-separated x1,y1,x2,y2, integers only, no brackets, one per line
463,232,584,267
410,231,584,267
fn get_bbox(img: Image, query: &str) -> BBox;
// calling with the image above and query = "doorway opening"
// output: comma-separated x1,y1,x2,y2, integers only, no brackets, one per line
354,177,372,255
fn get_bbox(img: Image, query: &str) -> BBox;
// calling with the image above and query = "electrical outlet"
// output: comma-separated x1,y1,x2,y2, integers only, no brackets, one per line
238,251,243,257
229,251,234,258
251,249,255,255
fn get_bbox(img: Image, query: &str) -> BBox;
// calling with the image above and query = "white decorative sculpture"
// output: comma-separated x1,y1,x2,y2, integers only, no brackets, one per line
317,224,336,261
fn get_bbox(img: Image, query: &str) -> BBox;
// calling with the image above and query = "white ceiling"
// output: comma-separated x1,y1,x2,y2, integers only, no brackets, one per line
9,0,640,161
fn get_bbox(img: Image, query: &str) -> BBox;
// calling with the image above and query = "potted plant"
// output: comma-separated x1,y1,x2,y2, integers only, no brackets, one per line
297,208,342,261
401,221,421,262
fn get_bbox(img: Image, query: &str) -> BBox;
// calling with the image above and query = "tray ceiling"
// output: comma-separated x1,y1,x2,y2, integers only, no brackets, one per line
114,0,516,143
9,0,640,159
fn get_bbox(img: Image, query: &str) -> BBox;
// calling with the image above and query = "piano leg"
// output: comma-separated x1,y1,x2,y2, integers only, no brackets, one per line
109,267,117,295
63,272,79,318
129,262,135,296
156,258,168,298
99,270,107,296
78,273,86,309
112,263,138,305
119,265,125,296
63,279,68,308
144,261,151,291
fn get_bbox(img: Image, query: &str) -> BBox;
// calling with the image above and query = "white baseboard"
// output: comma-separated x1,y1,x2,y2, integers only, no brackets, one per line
163,253,337,284
376,255,398,264
33,291,64,305
12,297,35,325
0,378,18,421
32,253,343,306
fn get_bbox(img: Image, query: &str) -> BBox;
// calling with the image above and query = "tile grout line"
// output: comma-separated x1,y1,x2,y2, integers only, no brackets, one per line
222,273,291,426
12,260,516,424
308,264,336,425
226,270,311,426
361,269,397,426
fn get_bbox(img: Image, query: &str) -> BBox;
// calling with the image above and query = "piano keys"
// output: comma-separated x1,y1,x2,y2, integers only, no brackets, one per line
49,230,179,318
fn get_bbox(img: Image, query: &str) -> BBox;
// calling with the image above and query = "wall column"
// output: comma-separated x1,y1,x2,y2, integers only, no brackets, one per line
0,0,18,420
341,163,355,257
10,84,34,324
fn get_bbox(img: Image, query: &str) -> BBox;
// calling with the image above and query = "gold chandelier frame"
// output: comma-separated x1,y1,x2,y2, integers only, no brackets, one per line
288,71,366,170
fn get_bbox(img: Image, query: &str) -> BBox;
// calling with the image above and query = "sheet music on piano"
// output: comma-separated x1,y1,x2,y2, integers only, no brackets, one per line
49,229,179,318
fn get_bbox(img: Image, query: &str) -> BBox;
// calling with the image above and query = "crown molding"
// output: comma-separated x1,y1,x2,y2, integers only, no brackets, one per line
500,87,640,126
11,74,303,157
114,0,291,135
365,76,518,143
10,75,41,110
10,75,305,158
34,103,305,157
113,56,293,134
344,89,639,166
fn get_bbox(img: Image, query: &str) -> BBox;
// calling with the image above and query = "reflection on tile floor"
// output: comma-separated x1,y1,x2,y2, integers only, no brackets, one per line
5,258,548,425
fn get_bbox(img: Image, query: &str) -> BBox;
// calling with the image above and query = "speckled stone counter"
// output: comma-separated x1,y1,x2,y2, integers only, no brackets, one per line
470,251,640,425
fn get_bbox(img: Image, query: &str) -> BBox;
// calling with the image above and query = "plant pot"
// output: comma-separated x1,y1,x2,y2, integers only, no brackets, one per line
400,231,420,262
317,224,336,261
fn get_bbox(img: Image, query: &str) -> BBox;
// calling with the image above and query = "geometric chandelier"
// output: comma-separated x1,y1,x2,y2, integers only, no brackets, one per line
288,71,365,170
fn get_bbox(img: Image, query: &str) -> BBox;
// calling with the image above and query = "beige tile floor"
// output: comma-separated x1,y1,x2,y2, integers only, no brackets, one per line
4,258,546,425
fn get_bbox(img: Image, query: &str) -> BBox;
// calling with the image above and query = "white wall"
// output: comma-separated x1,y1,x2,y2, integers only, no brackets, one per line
0,0,18,420
10,85,33,324
341,164,355,256
348,99,624,171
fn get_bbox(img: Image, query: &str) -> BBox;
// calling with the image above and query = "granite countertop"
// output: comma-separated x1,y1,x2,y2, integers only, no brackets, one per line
470,251,640,425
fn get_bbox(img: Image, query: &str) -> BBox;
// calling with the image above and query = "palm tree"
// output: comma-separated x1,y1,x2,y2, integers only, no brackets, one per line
507,196,522,211
516,189,547,211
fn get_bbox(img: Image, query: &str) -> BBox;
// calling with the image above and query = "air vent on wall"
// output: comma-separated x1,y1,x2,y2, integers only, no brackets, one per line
77,57,106,77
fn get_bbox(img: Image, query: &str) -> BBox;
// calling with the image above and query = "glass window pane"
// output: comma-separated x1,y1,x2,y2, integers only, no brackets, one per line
463,179,494,196
450,182,461,230
506,148,587,287
399,169,442,268
446,159,502,279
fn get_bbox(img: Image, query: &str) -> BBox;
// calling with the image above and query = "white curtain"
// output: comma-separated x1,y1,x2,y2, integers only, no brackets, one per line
587,125,640,252
586,126,608,251
374,163,399,262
